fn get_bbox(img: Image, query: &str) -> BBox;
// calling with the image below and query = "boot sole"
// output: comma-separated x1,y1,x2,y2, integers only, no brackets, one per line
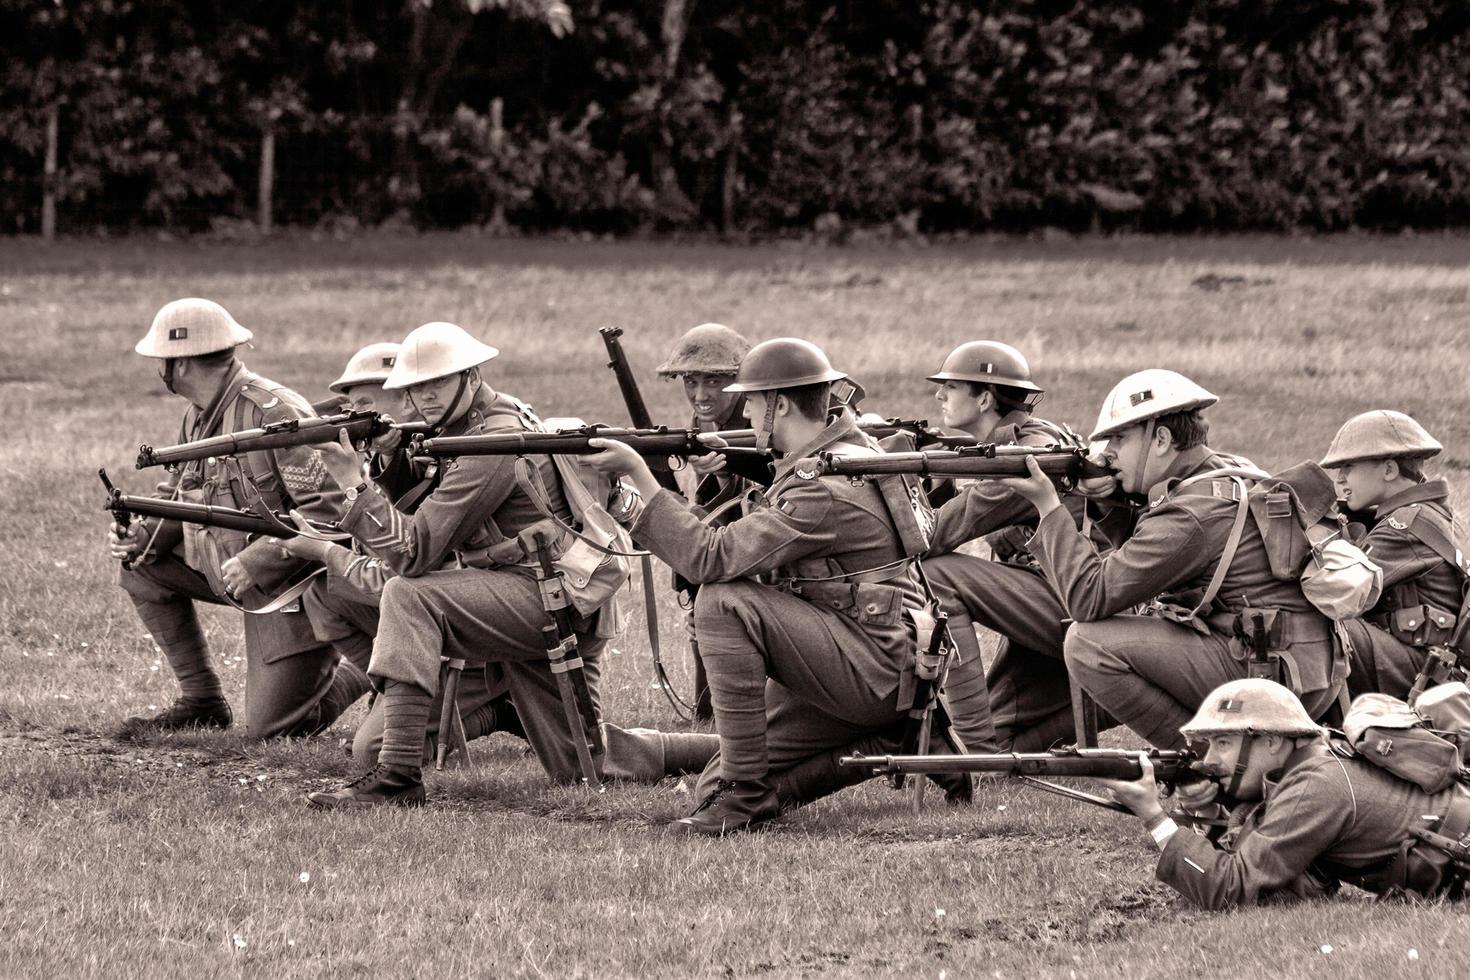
669,809,779,837
304,788,427,811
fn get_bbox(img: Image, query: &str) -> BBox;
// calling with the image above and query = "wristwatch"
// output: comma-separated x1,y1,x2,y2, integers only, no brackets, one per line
344,481,369,503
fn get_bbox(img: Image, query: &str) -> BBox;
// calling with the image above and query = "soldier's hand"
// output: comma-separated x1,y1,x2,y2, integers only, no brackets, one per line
1097,754,1165,823
320,429,368,492
220,557,255,598
687,451,728,476
279,511,333,563
108,520,144,560
1172,774,1220,809
586,438,662,500
1074,475,1119,499
998,454,1063,516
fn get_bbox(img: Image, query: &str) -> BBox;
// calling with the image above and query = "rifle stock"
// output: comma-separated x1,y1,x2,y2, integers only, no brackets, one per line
839,747,1200,790
100,469,338,541
136,411,428,470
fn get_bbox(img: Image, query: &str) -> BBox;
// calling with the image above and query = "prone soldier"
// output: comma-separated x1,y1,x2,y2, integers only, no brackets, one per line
1000,369,1346,749
306,321,616,808
1321,411,1467,700
586,338,925,835
1101,678,1470,907
109,299,371,738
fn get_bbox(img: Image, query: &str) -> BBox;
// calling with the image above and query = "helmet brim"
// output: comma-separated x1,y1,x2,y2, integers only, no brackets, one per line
724,368,847,393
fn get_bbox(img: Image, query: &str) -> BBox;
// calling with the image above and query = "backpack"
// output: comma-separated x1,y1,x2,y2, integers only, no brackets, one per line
1340,687,1470,793
1171,460,1383,622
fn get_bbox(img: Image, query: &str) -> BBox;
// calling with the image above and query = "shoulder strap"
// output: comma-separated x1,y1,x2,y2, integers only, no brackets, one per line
1185,475,1253,618
1396,508,1470,583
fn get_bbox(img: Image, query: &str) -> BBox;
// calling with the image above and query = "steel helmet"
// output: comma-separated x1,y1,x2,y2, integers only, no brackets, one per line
1091,369,1217,441
1180,679,1324,739
927,341,1041,393
656,323,751,377
330,342,401,393
1320,410,1442,468
723,338,847,393
134,298,253,358
383,322,498,390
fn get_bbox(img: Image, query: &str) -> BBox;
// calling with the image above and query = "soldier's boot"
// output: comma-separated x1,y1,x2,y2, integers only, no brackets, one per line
671,777,780,836
121,598,228,737
117,696,233,740
469,693,526,742
943,616,1001,754
304,763,425,810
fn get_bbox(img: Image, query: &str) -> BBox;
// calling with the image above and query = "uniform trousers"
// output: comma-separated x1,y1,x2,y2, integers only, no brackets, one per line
925,554,1084,750
1065,616,1340,749
302,575,511,766
1338,620,1429,701
691,580,906,783
120,553,366,737
370,566,604,783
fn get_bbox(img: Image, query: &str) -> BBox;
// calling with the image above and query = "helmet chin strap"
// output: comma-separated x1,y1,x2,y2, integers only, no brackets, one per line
754,392,779,451
413,371,472,435
160,358,179,394
1134,418,1160,494
1222,733,1257,799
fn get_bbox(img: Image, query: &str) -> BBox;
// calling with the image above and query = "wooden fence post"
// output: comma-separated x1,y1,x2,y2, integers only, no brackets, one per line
258,124,275,234
42,104,59,242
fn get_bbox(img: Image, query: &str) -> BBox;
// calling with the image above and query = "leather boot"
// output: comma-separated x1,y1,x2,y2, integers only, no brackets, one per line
116,696,232,740
671,777,779,836
305,764,425,810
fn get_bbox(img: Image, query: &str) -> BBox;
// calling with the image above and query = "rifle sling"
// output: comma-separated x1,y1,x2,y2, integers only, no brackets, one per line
219,566,326,616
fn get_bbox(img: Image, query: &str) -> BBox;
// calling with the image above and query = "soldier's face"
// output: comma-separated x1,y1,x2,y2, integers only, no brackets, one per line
1197,733,1288,800
1103,424,1153,494
1331,460,1391,510
934,381,990,434
405,373,467,425
683,373,739,424
341,383,404,416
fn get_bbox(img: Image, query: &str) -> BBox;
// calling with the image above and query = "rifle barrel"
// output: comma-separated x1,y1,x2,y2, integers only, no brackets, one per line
137,411,386,469
838,749,1193,782
107,492,336,539
816,449,1109,480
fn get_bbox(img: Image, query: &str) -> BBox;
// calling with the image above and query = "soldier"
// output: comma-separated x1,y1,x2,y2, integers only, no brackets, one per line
1100,678,1470,908
919,342,1097,753
655,323,752,719
585,338,924,835
282,342,523,767
305,321,615,808
1001,369,1345,748
1322,411,1465,699
108,298,370,738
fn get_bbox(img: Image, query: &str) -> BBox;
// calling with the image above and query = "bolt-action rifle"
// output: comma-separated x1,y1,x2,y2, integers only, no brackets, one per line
842,746,1202,814
598,326,683,495
418,425,776,485
806,444,1111,485
101,469,345,548
136,410,429,470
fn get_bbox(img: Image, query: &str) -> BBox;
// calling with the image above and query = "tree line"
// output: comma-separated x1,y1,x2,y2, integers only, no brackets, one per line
3,0,1467,236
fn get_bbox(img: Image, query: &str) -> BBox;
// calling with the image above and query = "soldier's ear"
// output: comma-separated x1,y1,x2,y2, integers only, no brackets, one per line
1382,458,1401,482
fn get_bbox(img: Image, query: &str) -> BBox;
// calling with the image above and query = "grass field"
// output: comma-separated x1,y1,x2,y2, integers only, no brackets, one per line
3,233,1470,978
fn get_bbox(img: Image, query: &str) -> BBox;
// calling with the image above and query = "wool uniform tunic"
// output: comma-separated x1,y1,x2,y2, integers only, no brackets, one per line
1155,743,1469,908
119,364,367,736
338,385,607,783
1339,480,1465,699
1033,445,1345,748
626,414,922,786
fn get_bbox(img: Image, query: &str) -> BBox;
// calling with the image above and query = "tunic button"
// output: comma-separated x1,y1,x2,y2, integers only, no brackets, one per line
865,603,880,614
832,599,843,608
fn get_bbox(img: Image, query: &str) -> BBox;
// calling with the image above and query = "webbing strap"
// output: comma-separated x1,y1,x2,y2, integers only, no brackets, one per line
1183,475,1252,619
220,566,326,616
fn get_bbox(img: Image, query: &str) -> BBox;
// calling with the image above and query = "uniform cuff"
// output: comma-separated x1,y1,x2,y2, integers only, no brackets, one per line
1146,815,1180,849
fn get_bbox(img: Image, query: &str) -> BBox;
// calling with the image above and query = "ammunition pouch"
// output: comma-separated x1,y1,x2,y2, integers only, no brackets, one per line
1373,604,1459,648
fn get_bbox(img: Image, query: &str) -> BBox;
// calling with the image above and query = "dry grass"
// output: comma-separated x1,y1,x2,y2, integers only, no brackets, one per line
2,232,1470,978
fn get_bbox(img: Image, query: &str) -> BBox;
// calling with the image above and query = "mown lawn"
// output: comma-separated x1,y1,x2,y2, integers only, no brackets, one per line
2,233,1469,978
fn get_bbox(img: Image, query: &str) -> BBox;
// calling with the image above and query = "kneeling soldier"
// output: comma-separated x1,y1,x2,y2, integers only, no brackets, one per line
305,322,612,808
1101,678,1470,908
1322,411,1466,700
1001,369,1345,748
587,338,923,835
109,299,370,738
